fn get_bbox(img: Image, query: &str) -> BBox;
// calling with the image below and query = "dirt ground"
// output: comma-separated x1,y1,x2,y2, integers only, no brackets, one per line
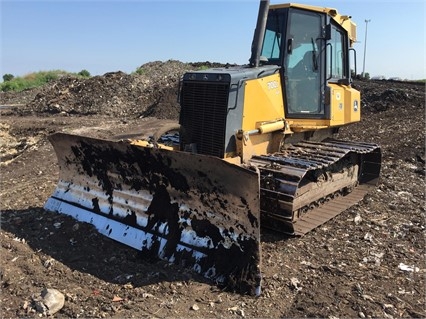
1,62,425,318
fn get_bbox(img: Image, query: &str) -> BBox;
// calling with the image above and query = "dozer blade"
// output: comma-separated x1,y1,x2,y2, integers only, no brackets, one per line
44,133,261,295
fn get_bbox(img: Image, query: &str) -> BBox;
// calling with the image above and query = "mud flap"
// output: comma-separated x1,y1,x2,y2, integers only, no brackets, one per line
44,133,261,295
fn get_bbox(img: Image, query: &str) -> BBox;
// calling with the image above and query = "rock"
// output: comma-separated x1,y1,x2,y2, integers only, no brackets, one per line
43,258,55,269
38,288,65,315
191,303,199,311
53,222,62,229
354,214,363,225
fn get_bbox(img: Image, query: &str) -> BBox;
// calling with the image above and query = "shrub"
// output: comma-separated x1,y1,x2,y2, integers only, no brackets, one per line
78,69,91,78
0,70,68,92
1,81,18,91
3,74,14,82
134,67,145,75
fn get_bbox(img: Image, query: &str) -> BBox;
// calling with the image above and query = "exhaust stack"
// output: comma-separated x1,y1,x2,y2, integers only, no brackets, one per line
249,0,270,67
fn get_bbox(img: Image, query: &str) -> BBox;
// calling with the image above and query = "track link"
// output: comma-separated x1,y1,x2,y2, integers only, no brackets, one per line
249,139,381,235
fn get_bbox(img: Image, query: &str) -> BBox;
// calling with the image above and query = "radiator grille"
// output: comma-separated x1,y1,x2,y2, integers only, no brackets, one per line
180,81,230,158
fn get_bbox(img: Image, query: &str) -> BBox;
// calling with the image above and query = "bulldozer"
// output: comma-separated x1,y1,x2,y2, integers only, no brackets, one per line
44,1,381,296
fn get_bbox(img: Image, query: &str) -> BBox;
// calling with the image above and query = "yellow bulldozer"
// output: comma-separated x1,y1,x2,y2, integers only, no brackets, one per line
45,1,381,296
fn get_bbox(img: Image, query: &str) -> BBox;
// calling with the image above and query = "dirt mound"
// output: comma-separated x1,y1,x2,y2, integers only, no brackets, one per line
353,80,425,113
24,69,181,119
2,60,233,120
0,87,41,106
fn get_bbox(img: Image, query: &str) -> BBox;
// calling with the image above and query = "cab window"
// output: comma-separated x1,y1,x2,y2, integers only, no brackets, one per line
327,23,346,80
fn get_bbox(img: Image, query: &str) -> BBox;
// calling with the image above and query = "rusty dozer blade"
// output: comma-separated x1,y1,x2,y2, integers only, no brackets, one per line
44,133,261,295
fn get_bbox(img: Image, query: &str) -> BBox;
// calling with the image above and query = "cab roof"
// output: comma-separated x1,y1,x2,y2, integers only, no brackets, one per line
270,3,357,44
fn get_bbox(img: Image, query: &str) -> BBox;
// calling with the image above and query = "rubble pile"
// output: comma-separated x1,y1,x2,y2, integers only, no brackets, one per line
9,61,230,120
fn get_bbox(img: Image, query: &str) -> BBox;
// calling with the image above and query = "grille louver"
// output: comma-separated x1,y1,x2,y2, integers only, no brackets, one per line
180,81,230,158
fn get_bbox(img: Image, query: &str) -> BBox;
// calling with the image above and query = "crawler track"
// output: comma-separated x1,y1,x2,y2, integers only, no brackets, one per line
250,139,381,235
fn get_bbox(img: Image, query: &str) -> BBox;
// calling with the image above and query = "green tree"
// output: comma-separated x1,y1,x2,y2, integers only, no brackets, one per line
3,74,14,82
78,69,91,77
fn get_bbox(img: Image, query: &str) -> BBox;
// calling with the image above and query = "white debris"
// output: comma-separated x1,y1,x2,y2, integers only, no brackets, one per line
398,263,419,272
383,303,395,309
362,294,375,302
372,252,385,266
43,258,55,269
228,306,245,317
363,232,373,242
398,288,415,295
13,237,26,243
397,191,412,197
290,277,302,291
53,222,62,229
301,260,312,267
354,214,363,225
191,303,199,311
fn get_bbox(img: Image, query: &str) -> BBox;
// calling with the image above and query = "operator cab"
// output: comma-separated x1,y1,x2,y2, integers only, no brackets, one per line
260,4,354,119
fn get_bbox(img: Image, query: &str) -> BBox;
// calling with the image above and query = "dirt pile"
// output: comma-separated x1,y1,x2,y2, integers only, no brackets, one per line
1,60,229,120
353,80,425,113
0,60,425,318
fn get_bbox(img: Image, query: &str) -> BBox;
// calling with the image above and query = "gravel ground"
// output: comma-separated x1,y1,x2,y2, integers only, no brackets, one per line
1,61,424,318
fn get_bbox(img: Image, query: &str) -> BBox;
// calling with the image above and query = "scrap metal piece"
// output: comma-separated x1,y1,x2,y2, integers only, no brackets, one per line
45,133,261,295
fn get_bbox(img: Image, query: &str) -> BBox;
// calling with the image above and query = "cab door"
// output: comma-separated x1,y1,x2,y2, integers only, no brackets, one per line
284,9,325,118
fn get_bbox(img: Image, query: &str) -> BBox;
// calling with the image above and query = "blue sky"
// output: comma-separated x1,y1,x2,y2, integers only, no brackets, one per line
1,0,425,80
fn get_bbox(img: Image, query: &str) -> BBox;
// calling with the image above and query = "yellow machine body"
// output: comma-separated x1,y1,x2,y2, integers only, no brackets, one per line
238,73,361,159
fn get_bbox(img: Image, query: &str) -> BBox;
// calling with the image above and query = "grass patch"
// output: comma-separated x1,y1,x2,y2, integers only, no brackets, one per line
1,70,91,92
